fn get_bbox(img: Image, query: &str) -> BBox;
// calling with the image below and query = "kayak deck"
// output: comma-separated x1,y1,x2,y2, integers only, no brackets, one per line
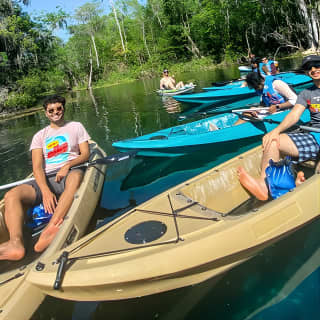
25,146,320,302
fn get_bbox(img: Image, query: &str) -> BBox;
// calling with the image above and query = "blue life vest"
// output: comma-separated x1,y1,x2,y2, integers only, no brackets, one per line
260,75,286,107
265,157,296,199
259,60,275,76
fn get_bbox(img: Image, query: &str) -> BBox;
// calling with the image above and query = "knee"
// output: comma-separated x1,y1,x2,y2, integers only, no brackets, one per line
4,188,20,204
65,171,83,192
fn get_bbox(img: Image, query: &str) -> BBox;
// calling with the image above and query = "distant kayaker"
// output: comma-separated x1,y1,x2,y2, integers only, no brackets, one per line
0,94,91,261
260,57,277,76
160,69,185,90
251,58,260,73
233,72,297,125
238,55,320,201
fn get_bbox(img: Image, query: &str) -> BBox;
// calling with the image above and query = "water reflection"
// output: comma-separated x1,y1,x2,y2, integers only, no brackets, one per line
161,96,181,114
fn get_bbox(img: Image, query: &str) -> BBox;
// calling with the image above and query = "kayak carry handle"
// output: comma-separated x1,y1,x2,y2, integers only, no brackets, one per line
53,251,69,290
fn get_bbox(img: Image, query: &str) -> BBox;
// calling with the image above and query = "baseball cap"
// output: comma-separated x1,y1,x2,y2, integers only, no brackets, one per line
163,69,169,73
300,55,320,70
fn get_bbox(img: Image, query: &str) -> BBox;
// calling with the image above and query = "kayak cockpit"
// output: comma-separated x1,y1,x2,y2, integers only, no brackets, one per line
176,149,262,216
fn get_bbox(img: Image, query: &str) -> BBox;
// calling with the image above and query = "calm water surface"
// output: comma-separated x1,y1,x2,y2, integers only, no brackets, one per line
1,59,319,319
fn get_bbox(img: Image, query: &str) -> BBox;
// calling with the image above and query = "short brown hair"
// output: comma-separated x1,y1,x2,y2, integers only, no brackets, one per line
43,95,66,110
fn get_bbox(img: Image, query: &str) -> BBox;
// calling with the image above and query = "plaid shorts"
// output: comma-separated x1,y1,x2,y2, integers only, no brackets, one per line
287,132,320,163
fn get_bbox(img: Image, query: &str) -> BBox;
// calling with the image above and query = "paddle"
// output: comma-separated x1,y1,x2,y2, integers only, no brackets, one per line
211,78,242,87
233,111,320,133
0,150,137,191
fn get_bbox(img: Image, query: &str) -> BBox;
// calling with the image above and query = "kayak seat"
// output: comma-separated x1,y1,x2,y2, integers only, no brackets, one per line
149,135,168,140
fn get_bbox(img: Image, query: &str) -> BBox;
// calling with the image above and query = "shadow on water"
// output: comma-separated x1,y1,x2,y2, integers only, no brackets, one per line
98,135,261,215
121,136,261,192
34,216,320,320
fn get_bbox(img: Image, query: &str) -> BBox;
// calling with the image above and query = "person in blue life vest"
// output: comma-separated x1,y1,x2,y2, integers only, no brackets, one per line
238,55,320,201
233,72,297,126
259,57,277,76
0,95,91,261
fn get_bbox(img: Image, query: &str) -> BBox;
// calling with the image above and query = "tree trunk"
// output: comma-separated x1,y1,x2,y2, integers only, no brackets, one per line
87,47,93,89
141,21,151,59
182,17,201,58
109,0,126,56
90,33,100,68
297,0,318,50
150,1,163,28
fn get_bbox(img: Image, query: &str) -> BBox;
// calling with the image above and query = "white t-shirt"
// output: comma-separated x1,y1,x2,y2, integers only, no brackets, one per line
30,121,91,173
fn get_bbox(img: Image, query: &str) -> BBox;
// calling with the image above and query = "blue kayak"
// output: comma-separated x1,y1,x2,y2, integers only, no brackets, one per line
112,109,311,157
203,72,297,91
174,73,312,105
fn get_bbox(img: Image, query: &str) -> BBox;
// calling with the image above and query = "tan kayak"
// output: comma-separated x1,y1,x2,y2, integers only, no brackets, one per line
19,145,320,305
0,141,107,320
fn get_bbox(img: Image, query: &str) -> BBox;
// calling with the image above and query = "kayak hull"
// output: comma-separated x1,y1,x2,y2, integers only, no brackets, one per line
175,73,312,105
0,141,107,320
112,110,310,157
157,85,196,96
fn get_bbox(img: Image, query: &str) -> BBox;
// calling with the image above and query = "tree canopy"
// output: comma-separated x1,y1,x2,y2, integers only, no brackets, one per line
0,0,319,108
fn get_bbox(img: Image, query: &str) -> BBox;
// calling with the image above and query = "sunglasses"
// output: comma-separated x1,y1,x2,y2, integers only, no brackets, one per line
303,62,320,71
47,106,63,114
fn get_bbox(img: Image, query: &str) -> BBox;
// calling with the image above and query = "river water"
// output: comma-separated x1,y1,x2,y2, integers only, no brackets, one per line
1,58,320,319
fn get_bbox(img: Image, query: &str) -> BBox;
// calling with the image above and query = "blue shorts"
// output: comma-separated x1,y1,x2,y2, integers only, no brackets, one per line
286,132,320,163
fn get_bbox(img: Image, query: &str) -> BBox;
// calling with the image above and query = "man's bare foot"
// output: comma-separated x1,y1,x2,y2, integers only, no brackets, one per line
209,122,219,131
238,167,269,201
295,171,305,186
34,219,63,253
0,239,25,261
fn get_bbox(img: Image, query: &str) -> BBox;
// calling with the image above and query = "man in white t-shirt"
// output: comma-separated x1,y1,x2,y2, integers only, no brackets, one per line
0,95,91,260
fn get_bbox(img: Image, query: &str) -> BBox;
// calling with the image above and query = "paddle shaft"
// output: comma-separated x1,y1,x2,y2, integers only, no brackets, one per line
0,150,137,191
235,112,320,133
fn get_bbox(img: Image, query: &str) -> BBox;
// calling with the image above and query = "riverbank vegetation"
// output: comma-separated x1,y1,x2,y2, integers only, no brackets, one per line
0,0,319,110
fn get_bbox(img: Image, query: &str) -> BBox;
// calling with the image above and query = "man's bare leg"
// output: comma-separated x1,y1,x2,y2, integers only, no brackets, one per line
0,184,36,260
238,134,299,200
34,170,84,252
176,81,185,89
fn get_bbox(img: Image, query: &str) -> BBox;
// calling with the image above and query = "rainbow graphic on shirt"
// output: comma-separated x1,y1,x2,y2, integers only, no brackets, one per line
45,134,70,165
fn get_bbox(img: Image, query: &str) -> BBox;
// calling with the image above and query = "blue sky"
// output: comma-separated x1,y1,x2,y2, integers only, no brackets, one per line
24,0,97,41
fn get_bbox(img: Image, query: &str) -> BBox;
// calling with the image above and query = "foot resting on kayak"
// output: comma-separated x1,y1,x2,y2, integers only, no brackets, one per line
295,171,305,186
237,167,269,201
0,238,25,261
34,218,63,253
238,167,306,201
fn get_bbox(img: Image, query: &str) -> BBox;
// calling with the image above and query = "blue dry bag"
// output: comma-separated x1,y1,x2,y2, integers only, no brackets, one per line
265,157,296,199
27,203,52,229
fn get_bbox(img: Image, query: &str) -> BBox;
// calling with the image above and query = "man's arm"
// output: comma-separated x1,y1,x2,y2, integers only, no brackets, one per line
32,148,57,213
55,141,90,182
262,65,271,75
160,78,165,89
268,80,297,113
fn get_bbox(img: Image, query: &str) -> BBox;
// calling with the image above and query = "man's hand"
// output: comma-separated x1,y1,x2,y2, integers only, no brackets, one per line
55,163,71,183
268,105,278,114
263,129,280,151
42,188,57,214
